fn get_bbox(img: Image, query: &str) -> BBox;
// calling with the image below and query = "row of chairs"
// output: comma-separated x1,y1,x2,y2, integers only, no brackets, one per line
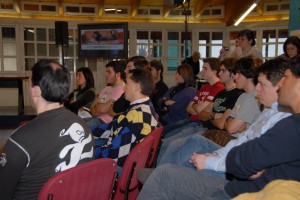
38,126,164,200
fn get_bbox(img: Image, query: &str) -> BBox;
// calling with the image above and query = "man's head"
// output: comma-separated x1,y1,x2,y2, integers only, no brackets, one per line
277,56,300,111
124,56,148,75
192,51,200,63
105,60,125,86
30,59,70,106
124,68,154,102
255,58,287,108
218,58,237,85
149,59,164,82
234,57,256,90
200,58,221,81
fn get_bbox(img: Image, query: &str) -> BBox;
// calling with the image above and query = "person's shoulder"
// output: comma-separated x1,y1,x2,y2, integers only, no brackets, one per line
157,80,169,89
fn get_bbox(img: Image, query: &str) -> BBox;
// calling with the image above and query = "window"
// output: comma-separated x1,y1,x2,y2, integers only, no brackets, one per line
0,27,17,72
262,29,288,60
198,31,223,68
136,30,162,60
167,31,191,71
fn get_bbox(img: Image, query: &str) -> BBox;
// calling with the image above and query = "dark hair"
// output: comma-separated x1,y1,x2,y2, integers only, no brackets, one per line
31,59,70,104
176,64,194,87
150,59,164,80
234,57,256,79
286,55,300,78
106,60,126,80
128,68,154,96
76,67,94,90
256,57,287,86
127,56,148,69
283,36,300,58
134,59,149,69
203,57,221,71
220,58,237,74
237,29,256,46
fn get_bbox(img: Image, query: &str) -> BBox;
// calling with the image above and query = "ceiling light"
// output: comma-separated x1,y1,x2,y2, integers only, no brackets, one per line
234,0,260,26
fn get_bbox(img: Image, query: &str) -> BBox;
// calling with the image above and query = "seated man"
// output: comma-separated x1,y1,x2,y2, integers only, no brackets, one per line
157,56,261,163
162,57,225,138
86,60,126,128
93,68,159,167
137,56,300,200
148,59,169,111
0,59,94,200
109,56,149,116
160,58,290,169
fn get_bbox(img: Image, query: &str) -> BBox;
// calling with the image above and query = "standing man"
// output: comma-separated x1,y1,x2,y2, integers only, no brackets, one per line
182,51,201,78
0,59,94,200
86,60,125,128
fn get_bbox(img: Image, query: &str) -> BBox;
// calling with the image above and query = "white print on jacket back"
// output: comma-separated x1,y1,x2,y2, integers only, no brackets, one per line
55,123,93,172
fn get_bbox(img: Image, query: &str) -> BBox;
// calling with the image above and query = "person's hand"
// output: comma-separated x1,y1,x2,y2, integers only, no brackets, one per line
78,107,84,112
249,169,265,180
214,113,223,119
189,153,218,170
219,47,227,60
235,46,242,57
165,100,176,106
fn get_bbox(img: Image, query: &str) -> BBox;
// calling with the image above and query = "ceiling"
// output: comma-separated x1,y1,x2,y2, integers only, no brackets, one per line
0,0,290,26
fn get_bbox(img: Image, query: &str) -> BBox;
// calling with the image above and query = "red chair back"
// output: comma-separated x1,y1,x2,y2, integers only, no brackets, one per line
114,135,154,200
147,126,163,168
38,158,117,200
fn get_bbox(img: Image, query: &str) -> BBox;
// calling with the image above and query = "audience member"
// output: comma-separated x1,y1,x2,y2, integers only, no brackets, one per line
64,67,96,117
109,56,149,116
137,56,300,200
86,60,125,128
282,36,300,59
0,59,94,199
93,68,159,168
187,57,225,120
157,64,195,125
148,59,169,110
158,57,290,170
220,29,262,61
161,57,225,139
156,56,260,164
182,51,201,78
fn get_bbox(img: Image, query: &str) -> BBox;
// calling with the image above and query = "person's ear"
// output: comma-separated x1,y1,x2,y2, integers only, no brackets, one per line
32,85,42,97
135,82,141,92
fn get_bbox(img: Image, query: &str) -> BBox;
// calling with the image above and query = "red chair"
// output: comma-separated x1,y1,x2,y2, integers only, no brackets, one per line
113,135,154,200
38,158,117,200
146,126,163,168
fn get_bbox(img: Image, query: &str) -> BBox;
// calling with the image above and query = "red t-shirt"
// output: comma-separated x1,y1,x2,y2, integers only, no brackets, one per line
190,81,225,121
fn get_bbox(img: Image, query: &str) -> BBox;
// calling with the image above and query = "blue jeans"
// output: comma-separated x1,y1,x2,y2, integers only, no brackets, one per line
157,124,207,164
137,164,230,200
163,120,200,139
158,134,221,168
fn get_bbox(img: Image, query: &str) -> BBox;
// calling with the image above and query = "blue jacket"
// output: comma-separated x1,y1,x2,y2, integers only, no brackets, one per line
158,86,195,124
